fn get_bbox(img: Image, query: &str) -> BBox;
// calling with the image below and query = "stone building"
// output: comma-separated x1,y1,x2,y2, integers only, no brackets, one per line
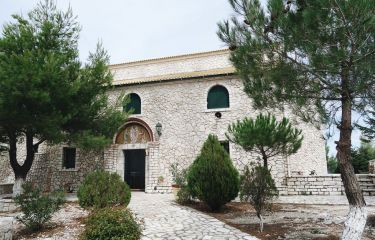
0,49,327,194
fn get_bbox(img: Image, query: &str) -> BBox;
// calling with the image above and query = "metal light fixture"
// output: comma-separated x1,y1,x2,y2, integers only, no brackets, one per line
155,122,162,136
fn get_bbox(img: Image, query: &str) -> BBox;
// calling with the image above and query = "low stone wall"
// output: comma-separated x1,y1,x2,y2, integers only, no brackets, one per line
152,185,172,193
0,198,17,213
0,184,13,195
286,175,344,195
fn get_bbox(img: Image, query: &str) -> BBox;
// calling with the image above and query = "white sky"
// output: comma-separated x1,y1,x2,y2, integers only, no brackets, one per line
0,0,364,156
0,0,235,64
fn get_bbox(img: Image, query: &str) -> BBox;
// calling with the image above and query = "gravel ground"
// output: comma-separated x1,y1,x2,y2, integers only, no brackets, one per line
188,202,375,240
2,194,375,239
14,203,89,240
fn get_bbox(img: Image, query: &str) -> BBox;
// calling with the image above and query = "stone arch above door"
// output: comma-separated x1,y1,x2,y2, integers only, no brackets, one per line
115,118,153,144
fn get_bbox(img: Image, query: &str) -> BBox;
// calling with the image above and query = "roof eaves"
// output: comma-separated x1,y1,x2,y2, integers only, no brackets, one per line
112,67,236,86
109,49,230,68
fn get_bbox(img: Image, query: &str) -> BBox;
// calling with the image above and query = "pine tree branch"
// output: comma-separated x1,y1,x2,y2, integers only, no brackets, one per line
352,50,375,64
331,0,355,48
261,34,342,93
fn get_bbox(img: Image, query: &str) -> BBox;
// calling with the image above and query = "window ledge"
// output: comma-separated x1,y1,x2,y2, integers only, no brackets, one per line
129,113,143,117
203,108,231,113
59,168,79,172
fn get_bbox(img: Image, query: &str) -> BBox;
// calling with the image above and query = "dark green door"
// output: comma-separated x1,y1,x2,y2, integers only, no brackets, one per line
124,149,145,190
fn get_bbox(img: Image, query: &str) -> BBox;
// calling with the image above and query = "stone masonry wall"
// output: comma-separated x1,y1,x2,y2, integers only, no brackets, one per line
107,75,327,193
287,175,345,195
369,160,375,174
110,50,231,83
0,184,13,195
0,51,327,193
0,154,13,184
27,145,103,192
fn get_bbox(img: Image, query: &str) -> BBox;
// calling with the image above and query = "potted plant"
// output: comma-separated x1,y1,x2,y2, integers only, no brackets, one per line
169,163,187,197
157,176,164,185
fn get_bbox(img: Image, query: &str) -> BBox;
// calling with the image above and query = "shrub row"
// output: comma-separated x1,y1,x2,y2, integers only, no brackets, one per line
81,207,141,240
16,171,140,240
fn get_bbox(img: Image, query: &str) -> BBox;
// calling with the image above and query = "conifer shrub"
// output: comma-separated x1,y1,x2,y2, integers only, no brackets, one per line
187,134,239,211
77,171,131,209
81,208,141,240
14,183,65,231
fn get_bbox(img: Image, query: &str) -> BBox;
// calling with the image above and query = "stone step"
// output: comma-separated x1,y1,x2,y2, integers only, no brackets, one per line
357,178,373,183
363,191,375,196
362,188,375,192
359,183,375,187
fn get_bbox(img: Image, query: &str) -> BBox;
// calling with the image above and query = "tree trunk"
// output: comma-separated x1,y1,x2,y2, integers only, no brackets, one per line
9,132,35,197
259,214,264,232
337,67,367,239
341,206,368,239
260,148,268,169
13,177,25,197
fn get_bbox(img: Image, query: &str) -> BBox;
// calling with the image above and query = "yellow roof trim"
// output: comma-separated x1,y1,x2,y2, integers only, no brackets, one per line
112,66,236,86
109,49,230,68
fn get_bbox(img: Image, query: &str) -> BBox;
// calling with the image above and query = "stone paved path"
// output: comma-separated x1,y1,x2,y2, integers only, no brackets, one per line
128,192,258,240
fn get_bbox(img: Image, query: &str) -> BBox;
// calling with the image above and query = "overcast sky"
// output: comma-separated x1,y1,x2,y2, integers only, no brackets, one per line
1,0,236,64
0,0,365,156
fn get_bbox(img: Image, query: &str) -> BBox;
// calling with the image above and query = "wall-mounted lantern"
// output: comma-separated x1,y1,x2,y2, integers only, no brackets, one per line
156,122,162,137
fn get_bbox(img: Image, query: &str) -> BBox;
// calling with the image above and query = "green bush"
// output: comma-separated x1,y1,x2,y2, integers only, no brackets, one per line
77,171,131,209
176,186,192,205
81,208,141,240
187,134,239,211
239,164,278,232
14,183,65,231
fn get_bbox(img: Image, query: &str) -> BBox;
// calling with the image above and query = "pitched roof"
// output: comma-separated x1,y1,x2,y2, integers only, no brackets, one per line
109,49,235,86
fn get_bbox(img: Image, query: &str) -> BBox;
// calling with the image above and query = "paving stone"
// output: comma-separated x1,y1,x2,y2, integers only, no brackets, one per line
128,192,258,240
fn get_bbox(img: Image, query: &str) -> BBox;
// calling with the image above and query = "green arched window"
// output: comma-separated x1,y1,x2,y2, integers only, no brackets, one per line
124,93,141,114
207,85,229,109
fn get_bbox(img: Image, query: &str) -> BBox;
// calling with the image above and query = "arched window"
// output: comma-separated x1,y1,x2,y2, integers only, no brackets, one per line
207,85,229,109
124,93,141,114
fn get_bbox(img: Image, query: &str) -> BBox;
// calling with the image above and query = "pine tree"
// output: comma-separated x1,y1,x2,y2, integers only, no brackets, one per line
218,0,374,238
326,144,339,173
239,164,278,232
227,113,303,169
351,141,375,173
0,0,127,195
357,111,375,139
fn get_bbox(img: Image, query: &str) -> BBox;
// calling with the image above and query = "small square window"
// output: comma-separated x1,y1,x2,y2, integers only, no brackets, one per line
220,141,230,155
63,147,76,169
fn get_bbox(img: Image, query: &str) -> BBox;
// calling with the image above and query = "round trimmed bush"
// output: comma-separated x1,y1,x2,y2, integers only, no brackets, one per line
77,171,131,209
187,134,239,211
81,208,141,240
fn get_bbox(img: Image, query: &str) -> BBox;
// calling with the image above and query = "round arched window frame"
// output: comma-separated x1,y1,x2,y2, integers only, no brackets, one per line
207,85,230,109
123,93,141,114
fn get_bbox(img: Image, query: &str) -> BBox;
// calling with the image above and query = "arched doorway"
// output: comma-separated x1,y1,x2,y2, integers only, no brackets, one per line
115,118,153,144
115,118,153,190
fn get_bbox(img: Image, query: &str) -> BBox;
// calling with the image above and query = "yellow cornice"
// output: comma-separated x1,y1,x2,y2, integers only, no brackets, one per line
109,49,230,69
112,66,236,86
